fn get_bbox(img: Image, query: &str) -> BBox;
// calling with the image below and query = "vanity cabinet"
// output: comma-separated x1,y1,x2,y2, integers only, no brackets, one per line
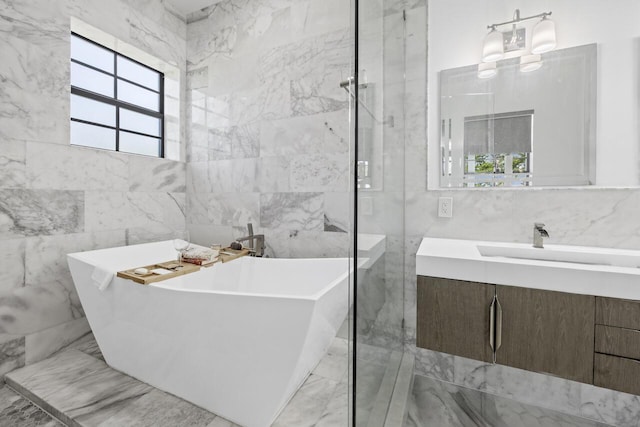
495,286,595,384
417,276,495,363
417,276,595,384
594,297,640,395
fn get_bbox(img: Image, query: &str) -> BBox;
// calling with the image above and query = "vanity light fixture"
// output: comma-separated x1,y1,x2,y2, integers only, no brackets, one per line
482,10,554,62
520,54,542,73
478,62,497,79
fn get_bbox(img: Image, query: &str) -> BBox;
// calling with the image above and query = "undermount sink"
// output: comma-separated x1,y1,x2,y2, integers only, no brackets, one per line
477,244,640,268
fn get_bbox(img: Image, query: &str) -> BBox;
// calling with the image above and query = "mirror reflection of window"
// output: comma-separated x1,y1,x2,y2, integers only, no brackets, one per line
463,110,533,187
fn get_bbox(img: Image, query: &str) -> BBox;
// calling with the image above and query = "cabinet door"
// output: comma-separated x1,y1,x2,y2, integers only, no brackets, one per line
417,276,495,363
496,285,595,383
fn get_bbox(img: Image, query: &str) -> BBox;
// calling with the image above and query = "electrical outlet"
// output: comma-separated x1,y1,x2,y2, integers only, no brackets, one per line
438,197,453,218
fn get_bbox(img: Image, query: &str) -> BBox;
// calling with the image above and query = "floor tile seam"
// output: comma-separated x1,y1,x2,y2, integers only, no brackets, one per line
412,374,617,427
5,383,70,427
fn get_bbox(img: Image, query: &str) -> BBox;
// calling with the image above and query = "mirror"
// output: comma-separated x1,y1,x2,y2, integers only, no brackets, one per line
439,45,596,188
428,0,640,189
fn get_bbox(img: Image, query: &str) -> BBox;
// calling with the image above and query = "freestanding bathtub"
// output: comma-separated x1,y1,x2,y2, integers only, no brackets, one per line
67,241,351,427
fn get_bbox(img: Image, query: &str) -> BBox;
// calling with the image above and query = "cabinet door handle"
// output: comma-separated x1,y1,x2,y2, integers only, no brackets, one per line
489,296,496,352
495,297,503,351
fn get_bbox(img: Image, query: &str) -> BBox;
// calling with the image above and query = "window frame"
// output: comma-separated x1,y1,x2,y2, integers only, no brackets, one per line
70,32,165,158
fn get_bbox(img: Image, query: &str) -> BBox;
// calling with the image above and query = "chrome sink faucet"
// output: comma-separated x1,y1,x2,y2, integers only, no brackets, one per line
235,223,265,257
533,223,549,248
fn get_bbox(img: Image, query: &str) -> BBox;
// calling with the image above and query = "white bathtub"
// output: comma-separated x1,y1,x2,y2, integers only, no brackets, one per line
67,241,351,427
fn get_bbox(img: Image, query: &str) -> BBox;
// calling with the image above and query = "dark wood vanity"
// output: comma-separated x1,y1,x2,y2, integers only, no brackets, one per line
417,275,640,395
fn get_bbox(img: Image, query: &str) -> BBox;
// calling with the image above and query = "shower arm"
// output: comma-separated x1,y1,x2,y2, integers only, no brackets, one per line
339,79,388,126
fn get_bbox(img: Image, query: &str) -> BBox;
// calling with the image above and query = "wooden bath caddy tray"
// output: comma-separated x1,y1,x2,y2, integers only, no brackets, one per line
117,261,200,285
217,247,250,263
117,248,250,285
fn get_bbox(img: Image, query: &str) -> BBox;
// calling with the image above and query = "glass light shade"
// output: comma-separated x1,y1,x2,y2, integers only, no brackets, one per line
482,29,504,62
520,54,542,73
477,62,497,79
531,18,556,54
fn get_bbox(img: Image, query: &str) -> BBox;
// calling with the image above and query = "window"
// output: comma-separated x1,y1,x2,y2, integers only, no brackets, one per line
462,110,534,187
70,33,164,157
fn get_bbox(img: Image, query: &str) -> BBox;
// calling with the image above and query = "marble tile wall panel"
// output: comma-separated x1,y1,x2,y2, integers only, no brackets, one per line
259,110,348,157
287,231,350,258
0,238,25,294
85,192,185,232
208,159,259,193
125,225,183,246
290,153,349,192
189,193,261,228
188,68,209,91
24,231,127,318
0,190,84,239
0,1,69,46
0,8,69,144
68,0,186,67
290,0,350,40
0,140,26,189
260,192,324,231
290,70,350,117
205,93,231,129
24,317,90,365
26,142,129,191
229,74,292,125
128,156,187,193
187,162,214,194
0,284,76,336
255,156,291,193
324,192,350,233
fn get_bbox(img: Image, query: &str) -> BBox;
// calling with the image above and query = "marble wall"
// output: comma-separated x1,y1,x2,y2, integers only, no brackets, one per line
184,0,352,257
0,0,187,371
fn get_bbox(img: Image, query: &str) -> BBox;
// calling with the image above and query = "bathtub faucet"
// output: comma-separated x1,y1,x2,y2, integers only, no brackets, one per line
235,223,265,257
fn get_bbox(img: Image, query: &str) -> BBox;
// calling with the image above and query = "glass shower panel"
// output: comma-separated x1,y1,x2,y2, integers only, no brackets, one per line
354,0,407,425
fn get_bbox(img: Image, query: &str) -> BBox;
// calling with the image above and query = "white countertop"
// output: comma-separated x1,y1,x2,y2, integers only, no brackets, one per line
416,238,640,301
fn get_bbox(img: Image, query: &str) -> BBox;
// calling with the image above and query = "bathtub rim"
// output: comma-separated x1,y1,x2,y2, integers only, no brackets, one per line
68,251,359,301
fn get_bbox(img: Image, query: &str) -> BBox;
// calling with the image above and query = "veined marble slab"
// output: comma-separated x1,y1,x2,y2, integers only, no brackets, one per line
0,190,84,238
5,350,153,426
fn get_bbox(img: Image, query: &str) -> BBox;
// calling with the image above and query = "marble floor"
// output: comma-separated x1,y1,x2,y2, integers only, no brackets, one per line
3,332,352,427
404,375,615,427
0,385,61,426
